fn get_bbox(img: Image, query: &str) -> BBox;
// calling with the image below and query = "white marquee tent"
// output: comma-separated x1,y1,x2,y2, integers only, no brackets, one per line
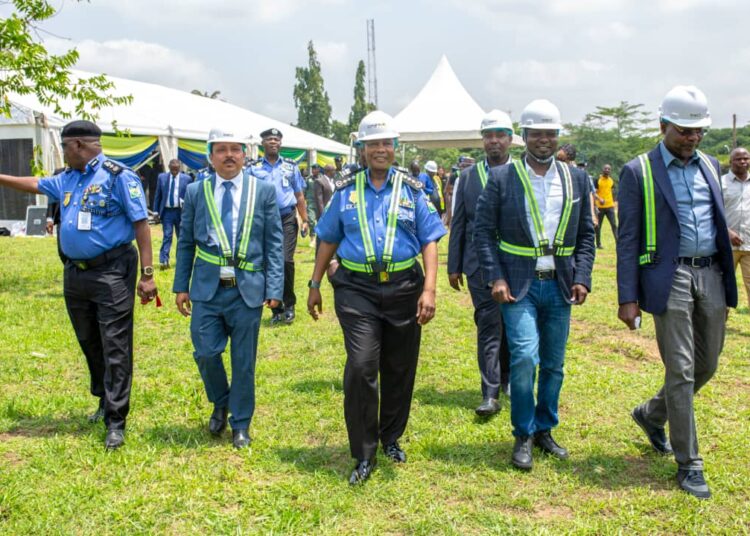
393,55,523,149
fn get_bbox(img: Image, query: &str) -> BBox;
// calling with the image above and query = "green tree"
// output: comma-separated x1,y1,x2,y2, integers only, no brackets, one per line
293,41,332,137
347,60,375,134
583,101,651,138
0,0,132,120
190,89,222,100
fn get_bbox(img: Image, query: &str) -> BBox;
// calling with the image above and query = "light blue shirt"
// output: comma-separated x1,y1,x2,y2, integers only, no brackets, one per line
38,153,147,259
315,167,446,264
659,142,717,257
249,157,303,213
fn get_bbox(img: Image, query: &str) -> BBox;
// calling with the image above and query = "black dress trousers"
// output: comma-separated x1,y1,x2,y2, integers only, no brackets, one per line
274,210,298,314
467,270,510,399
63,246,138,430
331,264,424,461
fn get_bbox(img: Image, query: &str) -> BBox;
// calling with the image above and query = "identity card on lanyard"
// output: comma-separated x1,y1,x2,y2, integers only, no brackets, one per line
78,210,92,231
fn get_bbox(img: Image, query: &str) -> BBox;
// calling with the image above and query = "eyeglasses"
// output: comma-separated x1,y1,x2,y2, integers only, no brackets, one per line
668,123,706,137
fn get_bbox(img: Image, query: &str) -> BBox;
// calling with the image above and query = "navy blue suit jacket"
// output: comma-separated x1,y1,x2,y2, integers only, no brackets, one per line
473,160,596,302
154,172,191,219
616,146,737,314
172,173,284,308
448,163,493,278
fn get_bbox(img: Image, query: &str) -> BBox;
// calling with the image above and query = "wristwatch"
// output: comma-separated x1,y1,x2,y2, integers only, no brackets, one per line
308,279,321,289
141,266,155,277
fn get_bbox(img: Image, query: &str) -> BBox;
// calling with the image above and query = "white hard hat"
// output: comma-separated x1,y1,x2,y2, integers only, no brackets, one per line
519,99,562,130
659,85,711,128
425,160,438,173
207,128,248,148
357,110,399,142
481,109,514,133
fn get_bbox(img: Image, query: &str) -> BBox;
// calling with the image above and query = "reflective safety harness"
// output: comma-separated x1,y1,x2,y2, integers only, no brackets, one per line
638,150,720,266
498,160,575,257
477,157,513,189
340,169,416,281
197,174,260,271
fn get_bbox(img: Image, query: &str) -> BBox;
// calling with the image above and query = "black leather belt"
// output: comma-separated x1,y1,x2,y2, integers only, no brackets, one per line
68,243,132,271
219,278,237,288
535,270,556,280
677,256,715,268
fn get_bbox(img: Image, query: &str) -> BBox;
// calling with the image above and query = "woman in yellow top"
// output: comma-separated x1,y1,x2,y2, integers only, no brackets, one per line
595,164,618,249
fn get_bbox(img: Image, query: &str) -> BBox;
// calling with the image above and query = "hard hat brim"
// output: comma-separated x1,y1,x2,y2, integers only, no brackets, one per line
522,123,562,131
662,117,712,129
208,136,249,147
357,132,399,142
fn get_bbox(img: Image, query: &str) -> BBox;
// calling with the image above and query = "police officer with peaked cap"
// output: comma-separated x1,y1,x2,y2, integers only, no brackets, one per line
307,111,446,485
248,128,309,325
0,120,158,450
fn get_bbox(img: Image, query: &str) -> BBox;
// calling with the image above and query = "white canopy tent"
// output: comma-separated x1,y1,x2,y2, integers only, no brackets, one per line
392,55,523,149
3,70,350,172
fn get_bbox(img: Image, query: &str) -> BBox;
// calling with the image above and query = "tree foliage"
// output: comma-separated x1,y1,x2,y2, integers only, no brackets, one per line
347,60,375,134
293,41,332,137
0,0,132,120
191,89,222,100
583,101,651,138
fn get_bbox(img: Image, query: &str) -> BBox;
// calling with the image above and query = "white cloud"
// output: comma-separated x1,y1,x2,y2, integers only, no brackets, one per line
315,41,349,71
58,39,219,92
490,60,612,91
586,21,635,41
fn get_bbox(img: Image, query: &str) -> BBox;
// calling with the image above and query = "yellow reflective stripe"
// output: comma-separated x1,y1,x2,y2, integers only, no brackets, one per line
355,172,376,268
498,241,538,257
555,246,575,256
382,171,404,264
554,163,573,247
237,175,257,261
341,257,416,273
512,160,548,248
697,151,720,185
196,246,260,271
203,179,232,257
639,253,654,266
638,154,657,258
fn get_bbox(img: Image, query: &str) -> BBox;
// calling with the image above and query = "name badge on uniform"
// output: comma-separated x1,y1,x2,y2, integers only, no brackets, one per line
282,177,290,188
77,210,92,231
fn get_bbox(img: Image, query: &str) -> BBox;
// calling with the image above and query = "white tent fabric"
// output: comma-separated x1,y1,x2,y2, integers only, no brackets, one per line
393,55,523,149
7,70,349,155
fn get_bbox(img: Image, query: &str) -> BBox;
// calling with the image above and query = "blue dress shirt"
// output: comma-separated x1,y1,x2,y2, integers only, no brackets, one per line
249,157,303,214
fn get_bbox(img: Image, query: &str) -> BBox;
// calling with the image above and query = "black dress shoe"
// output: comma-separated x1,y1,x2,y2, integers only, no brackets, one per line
232,429,251,449
349,458,376,485
208,406,228,436
105,429,125,450
383,441,407,463
88,400,105,424
284,306,295,324
533,430,569,460
511,436,533,470
475,397,501,416
631,406,673,455
270,313,284,326
677,469,711,499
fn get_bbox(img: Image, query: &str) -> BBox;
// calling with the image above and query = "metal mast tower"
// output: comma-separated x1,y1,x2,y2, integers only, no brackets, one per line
366,19,378,107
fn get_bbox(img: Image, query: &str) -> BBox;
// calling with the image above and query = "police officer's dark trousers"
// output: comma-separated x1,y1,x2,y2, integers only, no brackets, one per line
467,270,510,399
274,209,298,314
63,245,137,430
332,264,424,461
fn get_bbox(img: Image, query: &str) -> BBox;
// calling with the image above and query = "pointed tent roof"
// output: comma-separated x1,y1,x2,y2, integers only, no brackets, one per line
393,55,522,149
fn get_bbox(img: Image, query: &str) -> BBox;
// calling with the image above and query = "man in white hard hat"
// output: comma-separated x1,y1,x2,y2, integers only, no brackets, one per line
617,86,736,499
474,100,595,471
307,110,446,484
448,110,514,416
173,129,284,449
419,160,445,215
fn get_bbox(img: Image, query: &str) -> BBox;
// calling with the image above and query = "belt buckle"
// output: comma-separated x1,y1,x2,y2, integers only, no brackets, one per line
74,261,88,270
378,271,389,283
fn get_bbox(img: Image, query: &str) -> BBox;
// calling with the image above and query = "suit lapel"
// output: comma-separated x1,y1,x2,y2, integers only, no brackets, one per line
510,162,536,246
648,146,679,220
698,155,727,221
235,172,250,253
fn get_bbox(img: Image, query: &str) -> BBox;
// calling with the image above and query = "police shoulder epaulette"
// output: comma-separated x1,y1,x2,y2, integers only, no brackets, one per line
334,173,357,191
395,169,424,190
102,160,124,175
282,157,298,165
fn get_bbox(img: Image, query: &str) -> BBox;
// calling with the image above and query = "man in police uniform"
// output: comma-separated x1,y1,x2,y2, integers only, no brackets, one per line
307,111,446,485
249,128,309,325
448,110,514,416
0,120,158,450
618,86,736,499
173,129,284,449
474,100,595,471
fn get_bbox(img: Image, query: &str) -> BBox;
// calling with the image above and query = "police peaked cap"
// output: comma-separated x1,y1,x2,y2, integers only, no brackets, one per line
61,120,102,138
260,128,283,139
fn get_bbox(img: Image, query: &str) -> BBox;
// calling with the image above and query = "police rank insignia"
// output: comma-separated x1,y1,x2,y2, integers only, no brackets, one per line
348,191,358,204
63,192,72,207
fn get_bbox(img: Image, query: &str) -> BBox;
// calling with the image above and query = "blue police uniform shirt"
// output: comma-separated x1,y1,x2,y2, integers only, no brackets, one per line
249,156,303,214
658,142,717,257
315,167,446,263
38,153,148,259
417,171,435,195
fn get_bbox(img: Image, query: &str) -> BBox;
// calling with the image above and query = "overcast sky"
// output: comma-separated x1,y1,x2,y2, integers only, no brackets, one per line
11,0,750,128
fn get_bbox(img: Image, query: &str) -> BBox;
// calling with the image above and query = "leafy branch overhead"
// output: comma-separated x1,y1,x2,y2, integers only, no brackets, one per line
0,0,132,120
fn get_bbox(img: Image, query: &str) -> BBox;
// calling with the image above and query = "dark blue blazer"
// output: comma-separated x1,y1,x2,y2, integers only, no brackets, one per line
473,161,596,302
172,173,284,308
616,146,737,314
154,172,191,219
448,163,494,277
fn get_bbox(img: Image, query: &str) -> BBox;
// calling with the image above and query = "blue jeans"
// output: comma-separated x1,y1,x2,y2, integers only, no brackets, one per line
501,280,571,437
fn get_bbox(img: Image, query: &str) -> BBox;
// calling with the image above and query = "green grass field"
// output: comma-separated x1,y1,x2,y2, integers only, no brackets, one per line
1,228,749,535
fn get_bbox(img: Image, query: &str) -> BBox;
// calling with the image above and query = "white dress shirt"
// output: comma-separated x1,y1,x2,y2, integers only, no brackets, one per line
722,171,750,251
523,159,563,272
